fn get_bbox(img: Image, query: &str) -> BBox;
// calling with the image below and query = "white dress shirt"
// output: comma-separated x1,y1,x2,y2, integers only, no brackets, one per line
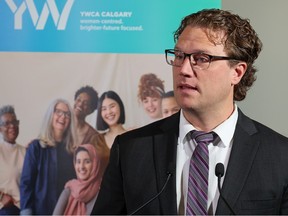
176,105,238,215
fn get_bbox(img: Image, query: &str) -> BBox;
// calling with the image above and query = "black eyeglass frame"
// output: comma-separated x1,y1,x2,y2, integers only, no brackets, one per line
0,119,20,127
54,108,71,119
165,49,240,69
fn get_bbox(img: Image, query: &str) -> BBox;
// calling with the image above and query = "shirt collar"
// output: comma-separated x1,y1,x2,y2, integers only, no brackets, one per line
0,139,18,147
179,104,238,147
213,104,238,147
179,110,196,144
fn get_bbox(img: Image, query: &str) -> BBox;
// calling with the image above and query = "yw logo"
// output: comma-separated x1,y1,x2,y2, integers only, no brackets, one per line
5,0,74,30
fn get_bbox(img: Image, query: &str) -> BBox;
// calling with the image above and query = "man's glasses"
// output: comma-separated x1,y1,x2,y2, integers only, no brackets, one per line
54,109,71,119
0,119,20,128
165,49,240,70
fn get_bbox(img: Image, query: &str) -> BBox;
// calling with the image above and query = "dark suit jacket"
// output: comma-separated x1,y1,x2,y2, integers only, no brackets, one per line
92,108,288,215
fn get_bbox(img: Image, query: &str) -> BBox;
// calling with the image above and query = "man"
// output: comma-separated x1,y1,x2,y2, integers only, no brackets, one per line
92,9,288,215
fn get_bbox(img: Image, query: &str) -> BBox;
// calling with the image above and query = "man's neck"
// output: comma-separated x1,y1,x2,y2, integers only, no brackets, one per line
183,104,235,132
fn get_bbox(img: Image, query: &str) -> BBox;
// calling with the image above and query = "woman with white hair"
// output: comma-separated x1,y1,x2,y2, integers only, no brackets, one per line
20,98,77,215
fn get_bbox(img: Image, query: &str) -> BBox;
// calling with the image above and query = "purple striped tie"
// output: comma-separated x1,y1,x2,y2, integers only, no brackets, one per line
186,130,216,215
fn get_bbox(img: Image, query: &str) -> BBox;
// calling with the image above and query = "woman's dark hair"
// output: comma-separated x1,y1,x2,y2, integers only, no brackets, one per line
162,90,174,99
74,85,99,112
96,91,125,131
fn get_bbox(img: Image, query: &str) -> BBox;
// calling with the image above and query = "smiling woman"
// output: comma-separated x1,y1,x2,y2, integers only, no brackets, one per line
0,105,26,215
53,143,109,215
137,73,165,121
20,98,77,215
73,85,105,147
96,90,126,149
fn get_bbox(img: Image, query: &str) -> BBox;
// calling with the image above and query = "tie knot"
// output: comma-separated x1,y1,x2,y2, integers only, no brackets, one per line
190,130,217,145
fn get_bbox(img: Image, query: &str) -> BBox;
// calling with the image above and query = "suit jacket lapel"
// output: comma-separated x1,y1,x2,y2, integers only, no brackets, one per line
153,113,179,215
216,109,260,215
148,109,260,215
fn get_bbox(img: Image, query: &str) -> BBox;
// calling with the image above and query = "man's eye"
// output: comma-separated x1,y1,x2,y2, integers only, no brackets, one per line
175,53,184,59
194,54,210,63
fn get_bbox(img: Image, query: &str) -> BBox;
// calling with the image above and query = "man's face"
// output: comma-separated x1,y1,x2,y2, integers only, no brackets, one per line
172,26,243,115
0,113,19,144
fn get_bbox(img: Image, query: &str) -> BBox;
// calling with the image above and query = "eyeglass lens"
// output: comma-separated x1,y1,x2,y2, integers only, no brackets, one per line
54,109,71,118
0,120,20,127
166,50,211,70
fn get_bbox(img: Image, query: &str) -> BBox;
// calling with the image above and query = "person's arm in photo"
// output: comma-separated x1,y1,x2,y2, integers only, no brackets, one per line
19,140,38,215
0,192,14,209
53,188,70,215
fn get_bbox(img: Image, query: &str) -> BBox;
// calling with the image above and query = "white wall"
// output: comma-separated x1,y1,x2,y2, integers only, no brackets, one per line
223,0,288,136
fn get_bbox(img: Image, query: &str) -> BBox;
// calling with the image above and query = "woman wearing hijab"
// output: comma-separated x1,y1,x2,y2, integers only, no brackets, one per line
53,143,108,215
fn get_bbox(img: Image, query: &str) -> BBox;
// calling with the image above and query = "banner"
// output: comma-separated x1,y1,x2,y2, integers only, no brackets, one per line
0,0,221,53
0,0,221,144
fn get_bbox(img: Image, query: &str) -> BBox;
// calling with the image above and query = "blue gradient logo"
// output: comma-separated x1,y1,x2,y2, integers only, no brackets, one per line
4,0,74,30
0,0,221,53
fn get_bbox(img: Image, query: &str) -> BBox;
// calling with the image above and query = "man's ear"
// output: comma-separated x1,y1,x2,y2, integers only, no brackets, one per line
231,62,247,85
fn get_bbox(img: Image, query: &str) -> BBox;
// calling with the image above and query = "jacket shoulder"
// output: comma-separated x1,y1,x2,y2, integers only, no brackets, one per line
121,113,179,139
238,108,288,143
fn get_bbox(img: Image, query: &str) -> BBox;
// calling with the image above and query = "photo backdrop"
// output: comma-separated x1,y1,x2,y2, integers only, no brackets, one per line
0,0,221,145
